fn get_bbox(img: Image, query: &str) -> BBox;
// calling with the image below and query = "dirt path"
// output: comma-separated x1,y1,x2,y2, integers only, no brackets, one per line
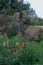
35,26,43,29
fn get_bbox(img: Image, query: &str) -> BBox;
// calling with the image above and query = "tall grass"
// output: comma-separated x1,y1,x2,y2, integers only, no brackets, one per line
0,35,43,65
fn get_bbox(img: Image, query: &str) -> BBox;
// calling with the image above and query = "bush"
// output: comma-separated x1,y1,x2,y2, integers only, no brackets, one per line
7,25,19,37
19,41,43,65
0,35,43,65
38,29,43,41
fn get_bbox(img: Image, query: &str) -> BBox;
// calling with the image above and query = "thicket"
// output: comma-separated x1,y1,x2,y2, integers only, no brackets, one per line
0,0,43,37
0,35,43,65
0,0,43,65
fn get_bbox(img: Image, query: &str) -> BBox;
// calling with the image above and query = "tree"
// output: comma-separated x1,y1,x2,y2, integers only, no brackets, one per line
0,0,37,36
0,0,33,15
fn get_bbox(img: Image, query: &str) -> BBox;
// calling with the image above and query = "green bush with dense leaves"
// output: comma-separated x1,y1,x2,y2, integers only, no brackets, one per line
0,35,43,65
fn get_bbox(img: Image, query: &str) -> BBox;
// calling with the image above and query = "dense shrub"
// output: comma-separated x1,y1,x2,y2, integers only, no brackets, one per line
38,29,43,41
7,25,19,37
0,35,43,65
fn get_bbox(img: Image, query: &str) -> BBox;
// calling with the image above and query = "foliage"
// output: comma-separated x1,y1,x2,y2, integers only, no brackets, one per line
0,0,37,37
0,0,30,14
0,35,43,65
34,17,43,25
38,29,43,41
0,1,43,65
7,25,19,37
38,18,43,25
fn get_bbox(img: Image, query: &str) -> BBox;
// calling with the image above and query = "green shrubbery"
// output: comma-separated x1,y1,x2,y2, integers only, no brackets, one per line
0,0,43,65
0,35,43,65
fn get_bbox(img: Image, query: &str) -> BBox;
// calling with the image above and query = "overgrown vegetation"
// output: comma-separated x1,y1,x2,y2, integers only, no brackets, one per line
0,0,43,65
0,35,43,65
